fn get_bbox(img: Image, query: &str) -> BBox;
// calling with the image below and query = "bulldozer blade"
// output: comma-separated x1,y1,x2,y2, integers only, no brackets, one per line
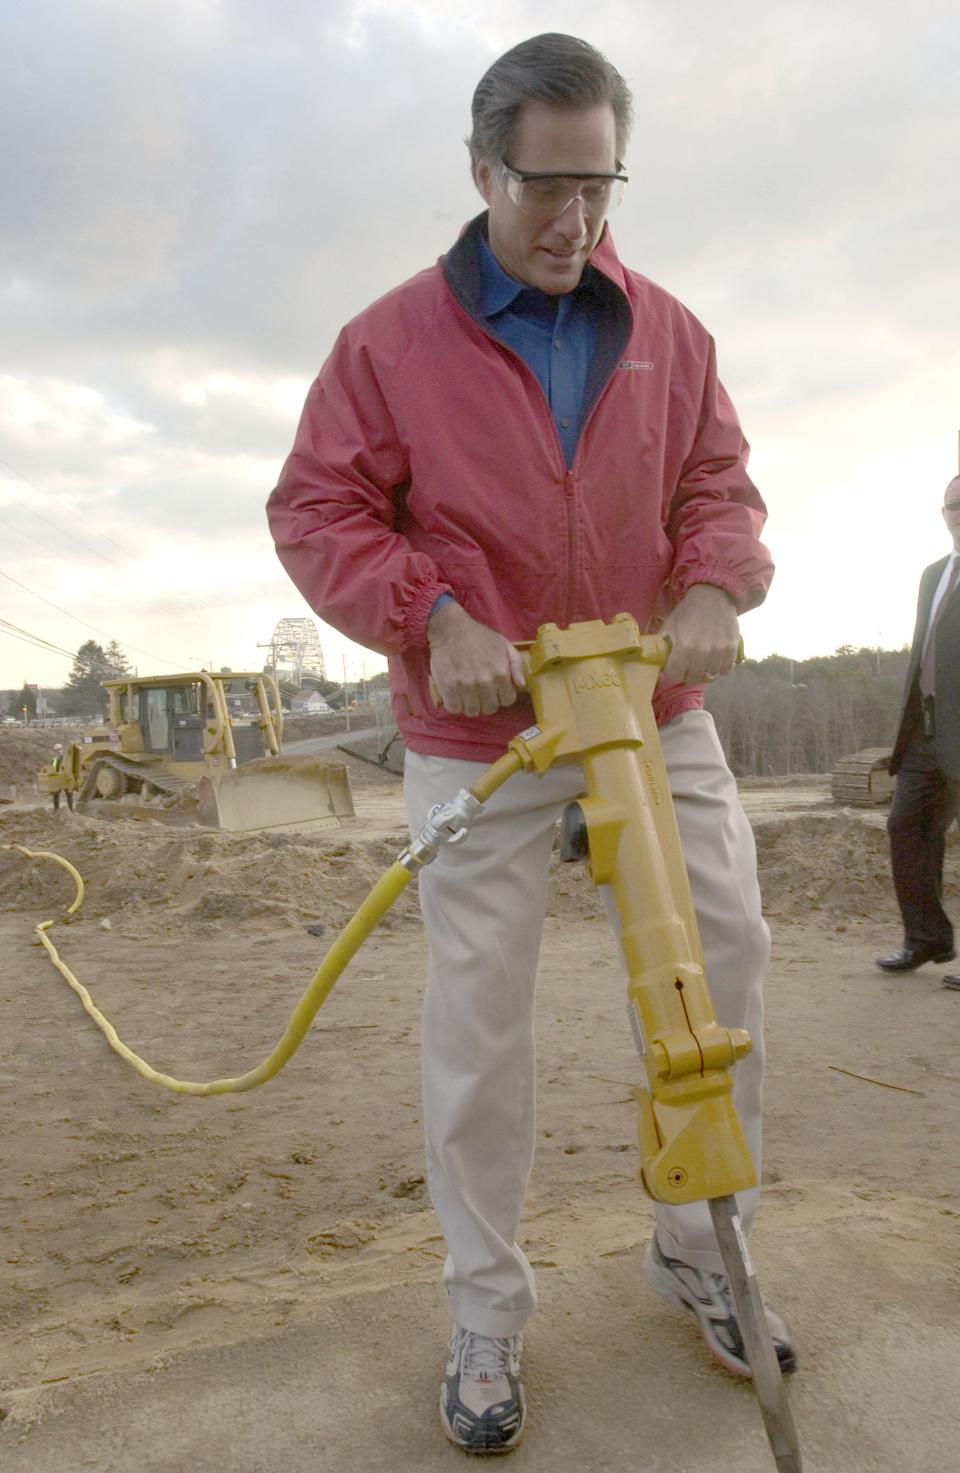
199,754,355,832
709,1195,803,1472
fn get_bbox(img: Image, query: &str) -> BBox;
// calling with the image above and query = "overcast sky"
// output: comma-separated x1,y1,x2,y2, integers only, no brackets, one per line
2,0,959,693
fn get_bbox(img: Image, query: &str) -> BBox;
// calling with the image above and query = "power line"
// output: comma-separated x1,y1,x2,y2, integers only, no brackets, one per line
0,567,190,669
0,487,127,569
0,616,160,676
0,618,78,661
0,452,138,561
0,510,88,565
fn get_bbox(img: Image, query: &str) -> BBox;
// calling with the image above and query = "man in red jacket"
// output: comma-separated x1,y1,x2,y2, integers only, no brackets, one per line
268,32,792,1454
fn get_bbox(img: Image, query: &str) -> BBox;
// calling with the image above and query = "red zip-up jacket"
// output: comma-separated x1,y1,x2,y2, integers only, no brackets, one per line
267,215,773,762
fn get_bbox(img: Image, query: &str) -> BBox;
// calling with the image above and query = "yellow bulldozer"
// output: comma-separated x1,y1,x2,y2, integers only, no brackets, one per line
37,671,353,832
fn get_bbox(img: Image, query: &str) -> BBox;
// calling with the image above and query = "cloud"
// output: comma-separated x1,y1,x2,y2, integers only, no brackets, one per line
1,0,958,689
1,0,483,370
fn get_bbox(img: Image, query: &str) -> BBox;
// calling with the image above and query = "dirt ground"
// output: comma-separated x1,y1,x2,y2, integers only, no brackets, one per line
1,766,959,1473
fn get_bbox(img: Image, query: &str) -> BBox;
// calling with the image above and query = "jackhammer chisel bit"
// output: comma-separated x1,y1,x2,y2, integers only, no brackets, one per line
710,1195,802,1472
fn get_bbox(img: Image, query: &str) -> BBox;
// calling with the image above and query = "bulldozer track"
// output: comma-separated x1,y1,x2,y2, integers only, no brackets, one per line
77,753,194,812
85,753,193,795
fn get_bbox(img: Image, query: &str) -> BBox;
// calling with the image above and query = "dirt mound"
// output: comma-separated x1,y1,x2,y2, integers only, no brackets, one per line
4,793,950,939
0,805,421,934
0,727,86,794
0,800,600,935
540,808,937,928
755,810,958,920
281,712,354,741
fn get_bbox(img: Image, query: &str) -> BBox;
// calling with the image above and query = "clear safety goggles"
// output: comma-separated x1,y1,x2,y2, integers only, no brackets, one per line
499,159,628,219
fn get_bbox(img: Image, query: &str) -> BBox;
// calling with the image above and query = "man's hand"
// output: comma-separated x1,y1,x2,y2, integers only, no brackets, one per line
427,601,528,716
660,584,740,685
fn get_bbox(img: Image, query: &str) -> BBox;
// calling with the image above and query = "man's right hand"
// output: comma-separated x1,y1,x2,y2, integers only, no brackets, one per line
426,601,528,716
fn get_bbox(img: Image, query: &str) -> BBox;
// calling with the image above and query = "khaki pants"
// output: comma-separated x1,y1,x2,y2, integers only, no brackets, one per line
404,710,769,1338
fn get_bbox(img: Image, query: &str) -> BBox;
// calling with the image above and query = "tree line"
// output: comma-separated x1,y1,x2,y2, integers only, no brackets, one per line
3,641,393,722
704,646,910,776
5,639,912,778
5,640,132,720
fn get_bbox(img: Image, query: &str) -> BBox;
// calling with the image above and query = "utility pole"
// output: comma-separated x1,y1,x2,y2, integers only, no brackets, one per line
256,638,280,684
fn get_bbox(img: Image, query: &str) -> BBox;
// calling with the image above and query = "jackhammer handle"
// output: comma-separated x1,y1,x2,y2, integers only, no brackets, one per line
428,640,530,708
428,634,743,706
658,632,745,666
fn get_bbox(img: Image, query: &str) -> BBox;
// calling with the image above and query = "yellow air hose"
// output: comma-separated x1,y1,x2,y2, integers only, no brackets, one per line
2,751,524,1097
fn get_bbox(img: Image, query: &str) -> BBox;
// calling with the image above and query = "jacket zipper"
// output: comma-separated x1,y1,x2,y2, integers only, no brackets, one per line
451,294,629,629
562,470,577,627
457,319,576,603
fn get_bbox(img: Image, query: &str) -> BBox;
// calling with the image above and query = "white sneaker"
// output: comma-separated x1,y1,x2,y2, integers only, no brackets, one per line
645,1233,797,1378
440,1324,526,1454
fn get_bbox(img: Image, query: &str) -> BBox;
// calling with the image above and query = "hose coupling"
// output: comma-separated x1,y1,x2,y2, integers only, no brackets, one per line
399,789,485,871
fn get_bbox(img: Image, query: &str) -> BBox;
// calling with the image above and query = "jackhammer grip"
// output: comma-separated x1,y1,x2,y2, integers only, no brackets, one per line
655,632,745,669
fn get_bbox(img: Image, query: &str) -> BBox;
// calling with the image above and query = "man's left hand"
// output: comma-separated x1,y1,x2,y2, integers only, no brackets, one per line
660,584,740,685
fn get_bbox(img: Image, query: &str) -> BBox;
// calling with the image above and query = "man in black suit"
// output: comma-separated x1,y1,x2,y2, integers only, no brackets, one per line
877,475,960,979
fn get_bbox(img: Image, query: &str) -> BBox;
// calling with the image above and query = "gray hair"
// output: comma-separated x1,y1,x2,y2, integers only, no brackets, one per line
467,33,633,181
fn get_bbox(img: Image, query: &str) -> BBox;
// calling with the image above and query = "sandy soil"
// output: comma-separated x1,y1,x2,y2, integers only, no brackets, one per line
1,772,959,1473
0,727,88,797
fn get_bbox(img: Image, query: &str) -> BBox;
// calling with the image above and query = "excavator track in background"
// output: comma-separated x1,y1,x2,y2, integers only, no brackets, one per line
830,747,895,806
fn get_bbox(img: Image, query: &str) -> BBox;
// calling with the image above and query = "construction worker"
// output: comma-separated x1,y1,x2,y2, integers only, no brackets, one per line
268,32,794,1453
50,743,73,812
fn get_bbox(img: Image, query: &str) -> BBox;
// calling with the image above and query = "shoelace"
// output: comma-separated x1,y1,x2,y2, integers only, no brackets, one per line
458,1331,517,1378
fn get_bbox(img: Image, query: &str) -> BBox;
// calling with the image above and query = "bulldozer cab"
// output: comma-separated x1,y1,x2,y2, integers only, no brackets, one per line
103,671,284,767
135,683,200,758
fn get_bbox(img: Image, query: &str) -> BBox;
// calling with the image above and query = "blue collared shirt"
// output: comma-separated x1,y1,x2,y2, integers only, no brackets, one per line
478,236,601,469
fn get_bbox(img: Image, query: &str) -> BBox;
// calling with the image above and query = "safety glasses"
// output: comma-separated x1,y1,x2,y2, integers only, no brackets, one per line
499,160,628,220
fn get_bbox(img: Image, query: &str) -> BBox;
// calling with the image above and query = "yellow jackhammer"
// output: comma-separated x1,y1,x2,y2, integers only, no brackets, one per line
496,614,802,1471
16,613,801,1469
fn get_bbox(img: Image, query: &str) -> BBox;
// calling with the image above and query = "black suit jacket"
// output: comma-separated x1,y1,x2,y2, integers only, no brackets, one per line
890,553,960,779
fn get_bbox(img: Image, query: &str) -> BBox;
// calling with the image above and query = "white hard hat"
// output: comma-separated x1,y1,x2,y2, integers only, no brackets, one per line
53,742,63,750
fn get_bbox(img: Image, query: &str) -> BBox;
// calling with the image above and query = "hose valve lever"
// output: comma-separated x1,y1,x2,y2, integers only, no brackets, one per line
399,789,485,870
426,798,473,845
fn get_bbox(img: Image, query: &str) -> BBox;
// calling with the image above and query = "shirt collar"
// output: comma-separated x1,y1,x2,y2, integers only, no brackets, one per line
477,234,600,321
477,236,529,316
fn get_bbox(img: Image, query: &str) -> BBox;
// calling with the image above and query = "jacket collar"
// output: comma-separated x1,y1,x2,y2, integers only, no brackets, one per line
442,212,634,428
443,211,629,318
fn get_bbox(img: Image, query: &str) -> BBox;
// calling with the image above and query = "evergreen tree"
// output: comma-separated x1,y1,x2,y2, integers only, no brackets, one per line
104,640,132,678
61,641,114,716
